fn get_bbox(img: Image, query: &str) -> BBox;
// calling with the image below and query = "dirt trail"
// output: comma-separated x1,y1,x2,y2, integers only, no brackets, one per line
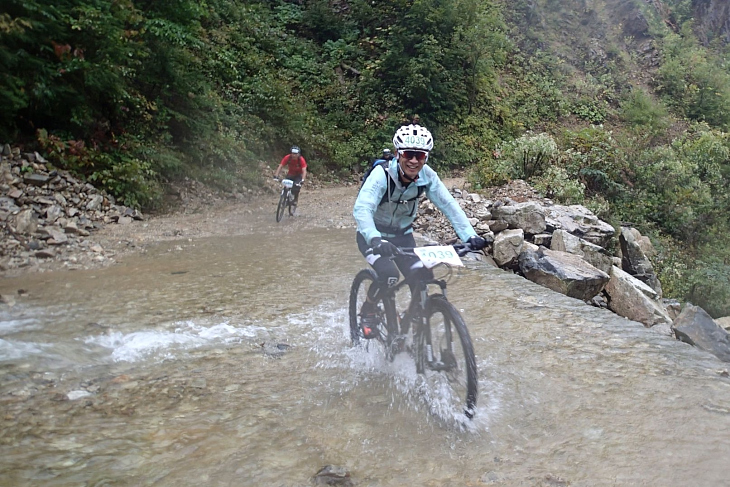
97,176,466,249
0,175,474,279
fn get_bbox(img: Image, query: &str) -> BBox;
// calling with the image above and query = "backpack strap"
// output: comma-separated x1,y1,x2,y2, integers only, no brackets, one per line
380,173,425,205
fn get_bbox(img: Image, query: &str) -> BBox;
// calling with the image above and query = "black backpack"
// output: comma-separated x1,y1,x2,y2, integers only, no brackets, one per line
360,158,389,189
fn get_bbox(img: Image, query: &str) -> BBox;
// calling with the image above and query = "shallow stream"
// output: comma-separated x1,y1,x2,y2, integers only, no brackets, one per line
1,211,729,486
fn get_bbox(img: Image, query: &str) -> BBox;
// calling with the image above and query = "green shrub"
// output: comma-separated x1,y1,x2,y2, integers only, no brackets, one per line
660,239,730,318
497,131,558,179
684,260,730,318
38,129,161,208
470,157,510,188
656,31,730,130
571,98,607,123
628,127,730,245
531,165,585,204
558,125,629,200
620,88,670,137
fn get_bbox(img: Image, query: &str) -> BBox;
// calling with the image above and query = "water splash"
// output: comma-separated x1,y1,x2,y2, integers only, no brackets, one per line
84,320,267,362
303,303,500,430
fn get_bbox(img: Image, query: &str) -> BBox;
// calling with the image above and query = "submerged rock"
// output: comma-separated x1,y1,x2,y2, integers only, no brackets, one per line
313,465,353,486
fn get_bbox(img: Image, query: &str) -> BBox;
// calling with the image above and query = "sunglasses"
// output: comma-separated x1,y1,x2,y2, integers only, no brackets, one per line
399,150,428,162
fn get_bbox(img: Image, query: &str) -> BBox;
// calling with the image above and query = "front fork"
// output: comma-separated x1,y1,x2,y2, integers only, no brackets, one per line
413,287,429,374
413,284,453,374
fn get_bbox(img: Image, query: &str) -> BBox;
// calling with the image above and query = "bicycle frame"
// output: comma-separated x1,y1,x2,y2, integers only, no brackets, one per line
371,269,447,332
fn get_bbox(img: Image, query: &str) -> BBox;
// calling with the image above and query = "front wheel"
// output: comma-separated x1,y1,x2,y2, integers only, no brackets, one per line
276,189,288,222
419,295,478,418
348,269,398,357
288,192,296,216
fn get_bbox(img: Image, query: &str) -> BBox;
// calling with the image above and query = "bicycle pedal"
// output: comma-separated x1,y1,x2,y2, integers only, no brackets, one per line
361,325,379,339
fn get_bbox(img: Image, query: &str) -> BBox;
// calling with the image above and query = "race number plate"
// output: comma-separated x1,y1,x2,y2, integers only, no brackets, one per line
413,246,463,268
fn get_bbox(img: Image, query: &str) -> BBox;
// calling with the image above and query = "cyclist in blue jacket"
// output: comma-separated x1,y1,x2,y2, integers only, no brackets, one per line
353,124,486,337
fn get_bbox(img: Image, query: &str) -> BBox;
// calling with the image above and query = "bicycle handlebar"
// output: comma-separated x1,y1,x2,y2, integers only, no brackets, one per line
368,242,478,258
274,177,303,186
274,177,303,189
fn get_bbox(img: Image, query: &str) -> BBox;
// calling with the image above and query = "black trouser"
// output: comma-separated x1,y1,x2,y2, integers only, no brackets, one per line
286,174,302,200
356,232,433,300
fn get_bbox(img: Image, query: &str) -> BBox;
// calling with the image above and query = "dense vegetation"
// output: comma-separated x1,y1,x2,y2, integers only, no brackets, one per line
2,0,730,316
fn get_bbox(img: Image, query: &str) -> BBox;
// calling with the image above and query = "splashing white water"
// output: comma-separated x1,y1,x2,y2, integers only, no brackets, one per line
302,303,501,430
84,320,267,362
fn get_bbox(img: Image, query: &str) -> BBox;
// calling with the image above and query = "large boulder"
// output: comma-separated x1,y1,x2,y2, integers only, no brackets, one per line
716,316,730,331
550,229,613,274
490,201,546,235
672,304,730,362
619,226,662,297
493,228,524,267
545,205,615,248
604,266,672,327
518,246,610,301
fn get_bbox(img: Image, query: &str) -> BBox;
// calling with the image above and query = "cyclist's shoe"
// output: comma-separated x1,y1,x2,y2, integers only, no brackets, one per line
359,302,380,339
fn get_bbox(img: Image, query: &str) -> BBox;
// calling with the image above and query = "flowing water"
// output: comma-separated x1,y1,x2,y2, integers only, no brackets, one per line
1,212,730,486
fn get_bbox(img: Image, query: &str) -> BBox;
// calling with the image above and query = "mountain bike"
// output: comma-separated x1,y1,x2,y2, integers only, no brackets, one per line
275,178,301,222
348,243,479,418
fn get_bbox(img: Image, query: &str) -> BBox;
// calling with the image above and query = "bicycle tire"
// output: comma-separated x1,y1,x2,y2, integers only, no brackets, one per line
276,189,288,222
419,295,478,418
348,269,398,356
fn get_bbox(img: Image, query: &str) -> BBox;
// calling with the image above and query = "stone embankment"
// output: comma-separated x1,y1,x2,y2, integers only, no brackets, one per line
0,145,143,273
415,179,730,363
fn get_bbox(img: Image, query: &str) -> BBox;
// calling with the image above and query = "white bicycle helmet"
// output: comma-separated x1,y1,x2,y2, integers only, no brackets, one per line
392,124,434,151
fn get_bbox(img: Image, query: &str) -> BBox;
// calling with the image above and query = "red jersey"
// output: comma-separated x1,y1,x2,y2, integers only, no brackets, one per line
280,154,307,176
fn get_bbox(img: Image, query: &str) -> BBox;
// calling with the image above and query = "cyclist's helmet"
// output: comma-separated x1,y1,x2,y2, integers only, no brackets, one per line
382,148,392,157
290,145,301,154
392,124,434,152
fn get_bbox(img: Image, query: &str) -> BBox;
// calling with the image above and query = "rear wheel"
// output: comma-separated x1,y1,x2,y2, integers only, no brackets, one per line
419,295,478,418
348,269,398,357
276,189,288,222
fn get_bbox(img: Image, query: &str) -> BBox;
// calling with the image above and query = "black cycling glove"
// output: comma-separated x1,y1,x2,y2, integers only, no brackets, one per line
467,235,487,250
370,237,398,257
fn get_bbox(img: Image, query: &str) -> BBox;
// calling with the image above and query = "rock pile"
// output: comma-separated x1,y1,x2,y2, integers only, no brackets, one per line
0,144,142,272
414,180,730,363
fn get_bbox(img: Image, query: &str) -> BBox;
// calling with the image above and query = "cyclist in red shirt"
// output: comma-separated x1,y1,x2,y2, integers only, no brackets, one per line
273,146,307,207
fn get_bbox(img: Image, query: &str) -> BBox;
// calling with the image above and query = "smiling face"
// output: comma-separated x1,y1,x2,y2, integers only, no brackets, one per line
398,150,428,180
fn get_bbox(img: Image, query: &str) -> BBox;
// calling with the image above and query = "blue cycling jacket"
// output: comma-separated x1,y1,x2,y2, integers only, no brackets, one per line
353,159,477,245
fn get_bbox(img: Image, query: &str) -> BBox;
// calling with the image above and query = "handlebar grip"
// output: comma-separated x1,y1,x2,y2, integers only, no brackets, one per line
369,247,407,257
453,243,473,257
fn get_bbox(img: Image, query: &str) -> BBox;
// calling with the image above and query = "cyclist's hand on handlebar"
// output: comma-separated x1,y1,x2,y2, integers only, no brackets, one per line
467,235,487,251
370,237,398,257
